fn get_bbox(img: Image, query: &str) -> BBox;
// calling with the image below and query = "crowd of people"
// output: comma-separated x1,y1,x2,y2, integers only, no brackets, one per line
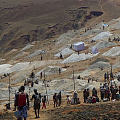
82,83,120,104
83,87,99,104
100,83,120,101
14,85,62,120
53,91,61,107
13,80,120,120
14,86,48,120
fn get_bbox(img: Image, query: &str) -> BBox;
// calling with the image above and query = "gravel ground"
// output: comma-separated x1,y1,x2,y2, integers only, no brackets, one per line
55,48,74,58
89,61,110,69
62,53,98,64
93,41,116,50
92,31,112,41
102,47,120,57
27,50,46,58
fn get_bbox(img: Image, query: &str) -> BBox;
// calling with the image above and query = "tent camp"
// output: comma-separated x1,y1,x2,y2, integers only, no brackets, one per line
73,42,85,51
92,47,98,54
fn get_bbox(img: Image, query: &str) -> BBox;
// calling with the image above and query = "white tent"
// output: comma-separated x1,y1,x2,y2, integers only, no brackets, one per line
73,42,85,51
92,47,98,54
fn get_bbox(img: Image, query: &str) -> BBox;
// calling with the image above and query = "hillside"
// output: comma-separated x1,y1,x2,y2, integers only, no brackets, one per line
0,0,120,120
48,102,120,120
0,0,120,54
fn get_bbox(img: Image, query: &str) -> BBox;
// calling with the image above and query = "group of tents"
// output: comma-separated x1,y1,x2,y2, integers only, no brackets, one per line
72,41,98,54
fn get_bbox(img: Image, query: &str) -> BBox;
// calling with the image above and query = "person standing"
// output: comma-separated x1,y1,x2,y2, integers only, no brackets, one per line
104,73,107,82
58,68,61,75
40,72,43,79
31,81,34,87
41,55,43,61
17,86,29,120
83,89,87,103
60,53,63,59
67,95,71,104
106,88,110,101
73,91,78,104
92,88,97,97
110,85,114,100
106,72,109,82
42,95,46,109
31,89,41,118
30,71,35,79
86,89,90,100
57,91,61,106
14,88,21,111
119,86,120,94
53,93,58,107
100,86,105,100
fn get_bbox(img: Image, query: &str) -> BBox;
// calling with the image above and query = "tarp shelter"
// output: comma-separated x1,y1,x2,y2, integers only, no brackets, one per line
102,23,109,27
92,47,98,54
73,42,85,51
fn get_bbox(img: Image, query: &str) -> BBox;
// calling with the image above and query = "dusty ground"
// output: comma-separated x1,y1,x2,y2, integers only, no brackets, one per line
1,100,120,120
47,101,120,120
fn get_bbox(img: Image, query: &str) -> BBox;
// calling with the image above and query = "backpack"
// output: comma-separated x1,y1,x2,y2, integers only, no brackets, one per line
34,94,41,105
18,93,26,107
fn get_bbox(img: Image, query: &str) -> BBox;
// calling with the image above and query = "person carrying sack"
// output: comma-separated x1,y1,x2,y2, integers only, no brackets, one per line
31,89,41,118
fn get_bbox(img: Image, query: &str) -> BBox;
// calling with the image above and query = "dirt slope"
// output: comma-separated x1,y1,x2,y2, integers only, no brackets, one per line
0,0,120,55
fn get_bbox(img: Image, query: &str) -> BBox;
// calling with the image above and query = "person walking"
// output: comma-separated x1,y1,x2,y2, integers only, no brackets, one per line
17,86,29,120
31,89,41,118
53,93,58,107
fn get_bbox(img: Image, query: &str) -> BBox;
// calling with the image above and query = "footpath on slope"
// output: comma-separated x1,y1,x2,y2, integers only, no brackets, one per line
1,89,120,120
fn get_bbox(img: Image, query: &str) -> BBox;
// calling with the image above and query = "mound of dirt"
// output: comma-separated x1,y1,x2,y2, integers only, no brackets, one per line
89,61,110,69
102,47,120,57
62,53,98,64
93,41,116,50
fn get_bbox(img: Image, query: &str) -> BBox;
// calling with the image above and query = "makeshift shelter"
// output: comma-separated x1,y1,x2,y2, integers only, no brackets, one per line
92,47,98,54
102,23,109,27
73,42,85,51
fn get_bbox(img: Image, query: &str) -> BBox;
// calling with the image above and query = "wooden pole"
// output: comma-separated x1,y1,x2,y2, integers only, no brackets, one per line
29,86,30,96
8,74,11,109
110,64,113,82
73,69,75,91
44,71,49,104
